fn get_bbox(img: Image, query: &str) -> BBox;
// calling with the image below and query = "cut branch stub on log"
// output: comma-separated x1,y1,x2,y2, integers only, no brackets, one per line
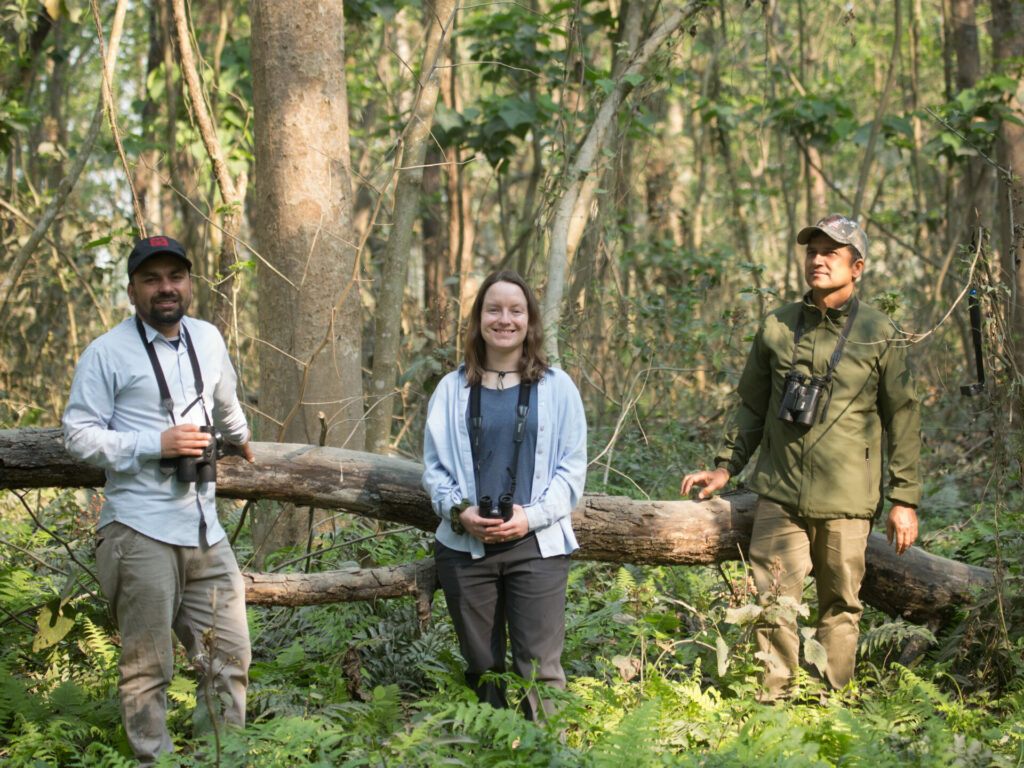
0,428,995,623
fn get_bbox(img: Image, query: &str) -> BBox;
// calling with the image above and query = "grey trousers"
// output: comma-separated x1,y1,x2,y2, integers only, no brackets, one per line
95,522,251,765
435,537,570,720
749,498,871,698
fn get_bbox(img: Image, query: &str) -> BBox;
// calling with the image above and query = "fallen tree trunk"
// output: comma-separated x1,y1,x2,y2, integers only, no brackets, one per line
243,559,438,625
1,428,994,623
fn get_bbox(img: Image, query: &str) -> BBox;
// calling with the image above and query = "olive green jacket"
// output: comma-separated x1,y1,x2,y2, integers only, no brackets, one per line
714,293,921,519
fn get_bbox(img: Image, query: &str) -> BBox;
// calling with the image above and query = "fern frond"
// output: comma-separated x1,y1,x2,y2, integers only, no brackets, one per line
858,619,936,660
80,616,119,674
588,697,664,768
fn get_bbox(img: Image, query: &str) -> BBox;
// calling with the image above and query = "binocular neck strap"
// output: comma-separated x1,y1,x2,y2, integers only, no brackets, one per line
135,315,208,425
789,299,860,423
789,298,860,381
469,380,531,503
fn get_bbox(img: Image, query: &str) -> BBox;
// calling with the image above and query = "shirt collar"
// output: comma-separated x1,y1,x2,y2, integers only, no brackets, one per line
137,314,186,347
801,290,858,322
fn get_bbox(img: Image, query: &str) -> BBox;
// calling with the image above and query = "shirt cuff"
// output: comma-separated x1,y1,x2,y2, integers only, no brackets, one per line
138,430,164,462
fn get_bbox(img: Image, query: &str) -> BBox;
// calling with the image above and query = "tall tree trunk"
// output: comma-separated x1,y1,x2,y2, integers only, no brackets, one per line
991,0,1024,374
441,32,475,344
250,0,365,559
931,0,993,332
366,0,456,454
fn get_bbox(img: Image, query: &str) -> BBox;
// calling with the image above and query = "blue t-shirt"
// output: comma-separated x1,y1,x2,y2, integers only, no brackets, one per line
466,383,538,552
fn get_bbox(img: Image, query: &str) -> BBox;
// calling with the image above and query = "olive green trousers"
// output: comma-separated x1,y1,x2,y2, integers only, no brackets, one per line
749,497,871,698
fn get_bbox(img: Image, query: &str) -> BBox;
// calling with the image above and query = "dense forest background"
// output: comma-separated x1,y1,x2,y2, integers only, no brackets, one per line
2,0,1024,765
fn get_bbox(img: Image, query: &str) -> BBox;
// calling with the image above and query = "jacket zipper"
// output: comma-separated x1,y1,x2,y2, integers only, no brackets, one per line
865,448,871,495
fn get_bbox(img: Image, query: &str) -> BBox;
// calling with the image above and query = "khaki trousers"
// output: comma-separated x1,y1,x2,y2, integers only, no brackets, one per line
95,522,250,765
748,498,870,698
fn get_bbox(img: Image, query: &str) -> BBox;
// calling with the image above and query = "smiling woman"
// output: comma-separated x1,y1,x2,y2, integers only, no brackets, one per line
422,270,588,721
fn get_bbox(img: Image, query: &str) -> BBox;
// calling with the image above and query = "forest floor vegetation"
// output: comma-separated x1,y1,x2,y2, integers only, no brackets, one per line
1,422,1022,767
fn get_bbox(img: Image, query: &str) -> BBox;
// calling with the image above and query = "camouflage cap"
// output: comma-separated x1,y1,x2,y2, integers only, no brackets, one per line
797,214,868,260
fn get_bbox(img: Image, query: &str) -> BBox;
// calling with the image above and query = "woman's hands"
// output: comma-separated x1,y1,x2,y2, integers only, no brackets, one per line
460,503,530,544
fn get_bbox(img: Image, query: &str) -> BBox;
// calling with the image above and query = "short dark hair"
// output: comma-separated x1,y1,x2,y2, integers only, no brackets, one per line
464,270,549,386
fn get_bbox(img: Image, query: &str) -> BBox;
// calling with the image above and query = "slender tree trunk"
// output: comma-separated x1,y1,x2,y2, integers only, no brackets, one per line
851,0,901,221
930,0,993,335
543,2,708,360
570,0,643,329
170,0,246,336
421,144,446,317
366,0,457,454
135,3,164,231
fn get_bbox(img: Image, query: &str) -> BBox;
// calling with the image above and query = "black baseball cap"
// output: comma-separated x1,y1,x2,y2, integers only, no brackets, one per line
127,235,192,276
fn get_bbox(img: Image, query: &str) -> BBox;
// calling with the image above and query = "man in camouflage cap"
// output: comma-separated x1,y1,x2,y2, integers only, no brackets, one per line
682,214,921,699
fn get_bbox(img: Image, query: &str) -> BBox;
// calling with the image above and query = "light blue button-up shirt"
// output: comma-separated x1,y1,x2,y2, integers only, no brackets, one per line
62,315,249,547
422,365,587,559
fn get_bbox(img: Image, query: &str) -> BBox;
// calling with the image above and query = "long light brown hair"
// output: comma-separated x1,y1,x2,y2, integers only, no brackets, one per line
464,270,549,386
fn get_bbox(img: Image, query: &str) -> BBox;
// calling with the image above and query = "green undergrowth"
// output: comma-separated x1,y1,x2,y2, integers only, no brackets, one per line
1,424,1023,766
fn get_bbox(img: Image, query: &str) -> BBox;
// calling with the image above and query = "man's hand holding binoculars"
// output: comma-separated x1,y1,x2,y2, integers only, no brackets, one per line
161,423,254,462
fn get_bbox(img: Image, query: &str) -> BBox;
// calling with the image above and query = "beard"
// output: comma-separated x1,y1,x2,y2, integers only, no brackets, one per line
139,293,188,328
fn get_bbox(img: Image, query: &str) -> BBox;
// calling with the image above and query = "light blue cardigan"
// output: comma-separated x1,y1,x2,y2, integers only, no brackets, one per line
422,365,586,559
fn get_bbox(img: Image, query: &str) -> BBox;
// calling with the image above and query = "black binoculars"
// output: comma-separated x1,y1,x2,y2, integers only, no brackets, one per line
777,371,827,426
175,426,221,483
478,493,513,522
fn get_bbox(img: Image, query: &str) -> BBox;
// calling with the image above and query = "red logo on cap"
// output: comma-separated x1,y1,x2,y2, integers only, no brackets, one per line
149,236,169,246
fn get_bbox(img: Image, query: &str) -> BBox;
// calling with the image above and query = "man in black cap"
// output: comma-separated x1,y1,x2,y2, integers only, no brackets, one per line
63,235,255,764
682,215,921,699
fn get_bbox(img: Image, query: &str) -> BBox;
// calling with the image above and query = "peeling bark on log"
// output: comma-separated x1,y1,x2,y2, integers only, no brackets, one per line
1,428,995,623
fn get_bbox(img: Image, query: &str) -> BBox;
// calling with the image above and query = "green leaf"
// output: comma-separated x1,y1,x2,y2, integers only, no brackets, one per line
623,73,644,88
716,635,730,676
84,235,113,250
612,654,640,681
167,674,197,705
434,104,464,134
763,595,808,626
497,98,536,130
725,603,762,626
33,599,76,651
801,627,829,676
596,78,615,95
274,640,306,669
